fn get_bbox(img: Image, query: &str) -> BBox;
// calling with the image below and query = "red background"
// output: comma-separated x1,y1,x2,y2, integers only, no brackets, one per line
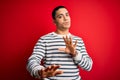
0,0,120,80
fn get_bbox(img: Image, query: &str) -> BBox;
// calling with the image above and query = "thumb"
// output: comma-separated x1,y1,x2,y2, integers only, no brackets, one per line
54,70,63,76
58,48,65,52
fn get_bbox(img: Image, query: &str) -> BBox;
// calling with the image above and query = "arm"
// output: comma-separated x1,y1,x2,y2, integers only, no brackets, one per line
59,36,93,71
26,38,45,79
73,38,93,71
27,38,63,79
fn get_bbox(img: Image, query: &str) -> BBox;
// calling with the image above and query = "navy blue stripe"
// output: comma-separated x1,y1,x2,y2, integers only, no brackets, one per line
46,44,65,47
45,60,73,62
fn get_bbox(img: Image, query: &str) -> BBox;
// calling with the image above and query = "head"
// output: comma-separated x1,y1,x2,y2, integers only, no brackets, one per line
52,6,71,31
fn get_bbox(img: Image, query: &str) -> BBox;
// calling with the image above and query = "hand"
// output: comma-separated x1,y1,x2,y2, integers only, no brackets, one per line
59,36,78,57
39,65,63,78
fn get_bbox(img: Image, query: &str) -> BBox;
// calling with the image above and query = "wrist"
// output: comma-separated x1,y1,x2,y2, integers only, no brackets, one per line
38,70,41,76
72,51,77,57
38,70,44,79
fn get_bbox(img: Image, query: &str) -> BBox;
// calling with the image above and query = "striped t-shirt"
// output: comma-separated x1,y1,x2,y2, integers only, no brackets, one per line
27,32,93,80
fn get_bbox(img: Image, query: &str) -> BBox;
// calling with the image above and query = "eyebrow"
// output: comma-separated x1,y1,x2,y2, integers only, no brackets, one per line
56,12,69,18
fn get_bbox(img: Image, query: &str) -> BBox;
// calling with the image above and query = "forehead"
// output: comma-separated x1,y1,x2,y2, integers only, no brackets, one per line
55,8,69,15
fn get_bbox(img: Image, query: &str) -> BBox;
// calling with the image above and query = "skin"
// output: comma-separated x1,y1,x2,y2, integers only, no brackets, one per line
54,8,71,34
38,8,78,78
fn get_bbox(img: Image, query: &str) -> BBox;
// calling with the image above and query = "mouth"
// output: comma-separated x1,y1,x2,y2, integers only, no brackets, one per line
63,22,70,25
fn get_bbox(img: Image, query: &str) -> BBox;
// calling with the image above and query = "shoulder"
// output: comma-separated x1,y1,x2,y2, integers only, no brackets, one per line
71,34,85,45
38,32,54,41
71,34,83,41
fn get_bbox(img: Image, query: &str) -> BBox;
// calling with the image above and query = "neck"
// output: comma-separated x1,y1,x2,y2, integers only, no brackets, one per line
55,29,69,35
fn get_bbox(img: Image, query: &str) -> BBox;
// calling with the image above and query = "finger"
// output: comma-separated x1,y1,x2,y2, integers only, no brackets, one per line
74,40,78,47
44,66,51,72
66,36,69,43
46,65,60,77
69,36,73,45
41,69,45,78
54,70,63,76
58,48,65,52
50,64,55,71
53,65,61,71
63,36,67,44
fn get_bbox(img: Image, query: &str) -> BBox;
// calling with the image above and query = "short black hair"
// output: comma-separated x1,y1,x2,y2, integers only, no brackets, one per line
52,6,66,20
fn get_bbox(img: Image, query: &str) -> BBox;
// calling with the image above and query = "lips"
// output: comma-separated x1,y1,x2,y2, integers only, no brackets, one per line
63,22,69,25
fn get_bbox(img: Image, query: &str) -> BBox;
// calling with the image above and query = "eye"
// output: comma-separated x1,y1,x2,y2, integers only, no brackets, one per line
58,16,62,18
66,13,69,16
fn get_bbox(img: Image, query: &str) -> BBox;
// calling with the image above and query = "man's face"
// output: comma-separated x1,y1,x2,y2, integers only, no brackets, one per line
54,8,71,30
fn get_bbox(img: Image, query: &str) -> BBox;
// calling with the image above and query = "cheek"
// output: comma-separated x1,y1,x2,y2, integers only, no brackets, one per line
69,17,71,22
56,20,63,25
69,17,71,21
68,18,71,23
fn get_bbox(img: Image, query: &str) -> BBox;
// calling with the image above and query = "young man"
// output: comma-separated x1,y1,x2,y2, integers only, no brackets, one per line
27,6,93,80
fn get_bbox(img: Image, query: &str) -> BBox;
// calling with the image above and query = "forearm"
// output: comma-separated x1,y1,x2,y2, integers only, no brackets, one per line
73,51,93,71
27,54,45,78
27,38,46,78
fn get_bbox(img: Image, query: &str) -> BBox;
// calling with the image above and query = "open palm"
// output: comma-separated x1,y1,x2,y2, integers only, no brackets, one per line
39,65,63,78
59,36,77,57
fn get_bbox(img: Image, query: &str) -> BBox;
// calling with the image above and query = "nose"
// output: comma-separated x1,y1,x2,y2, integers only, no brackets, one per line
63,15,68,21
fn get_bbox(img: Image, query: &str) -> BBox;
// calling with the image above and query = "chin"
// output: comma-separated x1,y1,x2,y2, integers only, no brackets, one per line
63,25,70,28
65,26,70,29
